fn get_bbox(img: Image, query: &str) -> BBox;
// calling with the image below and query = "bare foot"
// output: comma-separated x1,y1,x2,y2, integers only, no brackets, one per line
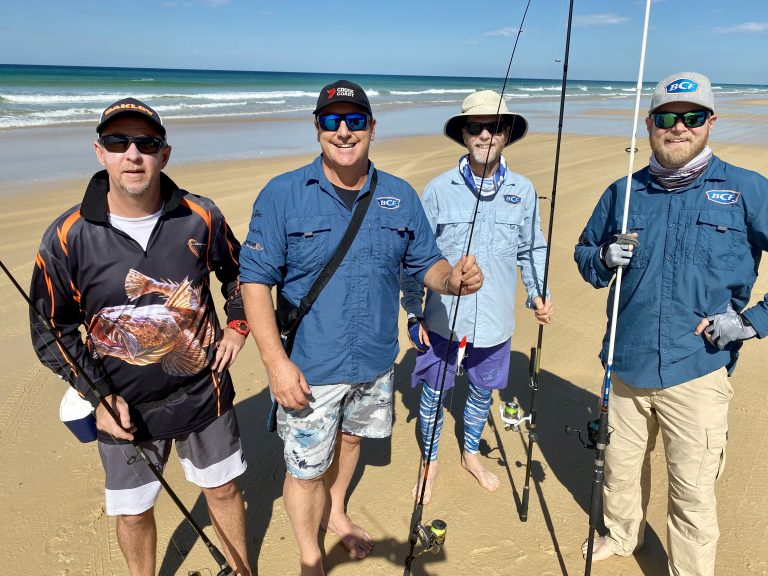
581,535,617,561
323,512,373,559
412,460,438,505
461,451,500,492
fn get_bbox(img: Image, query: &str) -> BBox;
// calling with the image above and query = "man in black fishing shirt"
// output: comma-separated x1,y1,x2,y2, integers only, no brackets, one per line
29,98,252,576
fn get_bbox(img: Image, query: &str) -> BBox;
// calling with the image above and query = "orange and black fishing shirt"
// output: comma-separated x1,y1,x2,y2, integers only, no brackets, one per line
30,170,247,441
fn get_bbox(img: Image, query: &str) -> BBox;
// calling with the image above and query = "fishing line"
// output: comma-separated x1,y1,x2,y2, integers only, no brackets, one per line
581,0,652,573
0,258,237,576
403,0,534,572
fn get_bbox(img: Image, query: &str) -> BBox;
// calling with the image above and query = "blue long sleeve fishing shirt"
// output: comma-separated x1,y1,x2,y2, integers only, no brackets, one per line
239,155,443,386
574,155,768,388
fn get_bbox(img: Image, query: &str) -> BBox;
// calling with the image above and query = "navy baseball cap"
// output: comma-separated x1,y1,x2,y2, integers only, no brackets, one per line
313,80,372,115
96,97,166,136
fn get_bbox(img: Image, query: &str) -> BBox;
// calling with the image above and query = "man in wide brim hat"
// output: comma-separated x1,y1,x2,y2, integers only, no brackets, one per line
401,88,551,506
444,89,529,147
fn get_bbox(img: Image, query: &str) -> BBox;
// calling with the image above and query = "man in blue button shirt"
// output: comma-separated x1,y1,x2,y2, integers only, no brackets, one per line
401,90,553,505
239,80,483,576
575,72,768,575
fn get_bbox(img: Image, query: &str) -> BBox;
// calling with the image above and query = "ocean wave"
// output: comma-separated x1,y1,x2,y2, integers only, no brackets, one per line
0,90,319,105
388,88,475,95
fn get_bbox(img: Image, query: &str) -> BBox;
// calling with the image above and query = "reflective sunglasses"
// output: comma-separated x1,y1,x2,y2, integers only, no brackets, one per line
465,121,507,136
99,134,166,154
316,113,370,132
651,110,710,129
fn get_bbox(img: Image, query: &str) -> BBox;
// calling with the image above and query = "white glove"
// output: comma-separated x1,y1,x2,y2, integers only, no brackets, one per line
600,233,639,269
705,303,756,350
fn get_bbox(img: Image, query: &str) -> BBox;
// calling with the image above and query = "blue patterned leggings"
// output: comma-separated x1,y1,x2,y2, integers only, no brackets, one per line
419,380,493,461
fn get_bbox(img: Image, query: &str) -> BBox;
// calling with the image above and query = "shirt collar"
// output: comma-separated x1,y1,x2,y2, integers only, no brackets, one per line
80,170,184,223
309,154,377,199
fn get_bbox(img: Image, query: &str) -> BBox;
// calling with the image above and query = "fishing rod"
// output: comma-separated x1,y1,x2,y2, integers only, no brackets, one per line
515,0,575,523
579,1,652,573
403,1,534,573
0,258,236,576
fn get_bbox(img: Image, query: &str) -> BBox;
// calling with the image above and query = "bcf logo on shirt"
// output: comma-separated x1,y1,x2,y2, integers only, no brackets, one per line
504,194,521,204
706,190,740,205
377,197,401,209
666,78,699,94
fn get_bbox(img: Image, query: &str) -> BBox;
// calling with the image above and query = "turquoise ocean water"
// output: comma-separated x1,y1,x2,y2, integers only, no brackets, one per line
1,64,766,185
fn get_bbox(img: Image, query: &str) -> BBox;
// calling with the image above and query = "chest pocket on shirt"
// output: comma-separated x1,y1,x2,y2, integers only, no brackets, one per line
435,210,473,257
693,209,746,271
613,214,649,269
285,216,331,272
492,208,525,259
374,214,413,271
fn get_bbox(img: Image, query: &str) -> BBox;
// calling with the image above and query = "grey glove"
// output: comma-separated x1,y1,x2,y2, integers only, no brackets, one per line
705,303,756,350
600,233,639,269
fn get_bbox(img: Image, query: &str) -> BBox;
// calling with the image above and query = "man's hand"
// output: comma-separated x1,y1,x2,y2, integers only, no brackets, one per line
446,254,483,295
532,296,554,326
95,394,136,441
600,233,639,269
695,303,756,350
267,356,312,410
211,327,246,372
407,316,431,353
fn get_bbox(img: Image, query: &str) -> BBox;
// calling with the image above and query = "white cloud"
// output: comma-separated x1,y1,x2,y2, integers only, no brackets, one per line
202,0,230,7
574,14,630,27
713,22,768,34
482,27,521,37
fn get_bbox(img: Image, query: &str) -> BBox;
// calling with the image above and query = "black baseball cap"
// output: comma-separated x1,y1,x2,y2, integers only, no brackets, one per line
96,97,166,136
313,80,372,115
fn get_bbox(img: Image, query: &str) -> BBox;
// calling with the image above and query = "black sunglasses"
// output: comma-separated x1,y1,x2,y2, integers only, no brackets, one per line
99,134,166,154
316,113,370,132
464,121,507,136
651,110,710,129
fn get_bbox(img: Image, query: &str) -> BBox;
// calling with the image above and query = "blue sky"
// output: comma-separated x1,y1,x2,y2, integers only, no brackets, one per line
2,0,766,84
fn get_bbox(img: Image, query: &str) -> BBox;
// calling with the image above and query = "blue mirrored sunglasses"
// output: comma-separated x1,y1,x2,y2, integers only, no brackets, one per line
652,110,710,129
317,113,370,132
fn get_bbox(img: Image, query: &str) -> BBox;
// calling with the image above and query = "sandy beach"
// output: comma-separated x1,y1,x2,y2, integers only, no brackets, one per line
1,120,767,576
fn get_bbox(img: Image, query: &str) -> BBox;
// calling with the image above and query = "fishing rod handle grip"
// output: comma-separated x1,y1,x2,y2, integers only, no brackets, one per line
520,487,530,521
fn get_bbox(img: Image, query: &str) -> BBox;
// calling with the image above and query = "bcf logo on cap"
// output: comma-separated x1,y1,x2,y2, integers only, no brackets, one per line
666,78,699,94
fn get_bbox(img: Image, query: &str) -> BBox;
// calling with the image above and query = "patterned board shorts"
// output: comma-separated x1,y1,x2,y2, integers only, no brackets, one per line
277,366,394,480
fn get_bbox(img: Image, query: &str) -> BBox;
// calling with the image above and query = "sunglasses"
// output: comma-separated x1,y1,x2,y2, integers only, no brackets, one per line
465,121,508,136
99,134,166,154
651,110,710,129
316,113,370,132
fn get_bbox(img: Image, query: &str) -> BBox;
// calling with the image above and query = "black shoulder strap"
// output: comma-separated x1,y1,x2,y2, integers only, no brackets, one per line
297,170,377,315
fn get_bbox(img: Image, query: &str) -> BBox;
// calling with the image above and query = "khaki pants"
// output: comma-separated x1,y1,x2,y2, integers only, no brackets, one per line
603,368,732,576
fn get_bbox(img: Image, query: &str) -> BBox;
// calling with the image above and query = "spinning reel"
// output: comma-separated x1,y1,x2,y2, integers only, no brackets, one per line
564,418,611,450
413,519,447,558
498,401,532,431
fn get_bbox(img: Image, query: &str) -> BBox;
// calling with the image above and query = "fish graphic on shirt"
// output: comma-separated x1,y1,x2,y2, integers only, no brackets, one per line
88,269,213,376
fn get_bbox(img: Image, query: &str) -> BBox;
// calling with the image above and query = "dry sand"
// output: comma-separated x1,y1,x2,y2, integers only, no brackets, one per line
1,132,767,575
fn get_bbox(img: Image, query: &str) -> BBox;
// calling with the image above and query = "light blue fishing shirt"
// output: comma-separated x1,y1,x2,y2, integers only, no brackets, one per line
401,163,548,347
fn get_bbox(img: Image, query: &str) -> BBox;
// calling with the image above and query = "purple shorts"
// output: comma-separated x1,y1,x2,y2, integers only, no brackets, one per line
411,331,511,391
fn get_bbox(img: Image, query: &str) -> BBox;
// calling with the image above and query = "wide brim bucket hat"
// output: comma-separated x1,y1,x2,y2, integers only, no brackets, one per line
444,90,528,147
